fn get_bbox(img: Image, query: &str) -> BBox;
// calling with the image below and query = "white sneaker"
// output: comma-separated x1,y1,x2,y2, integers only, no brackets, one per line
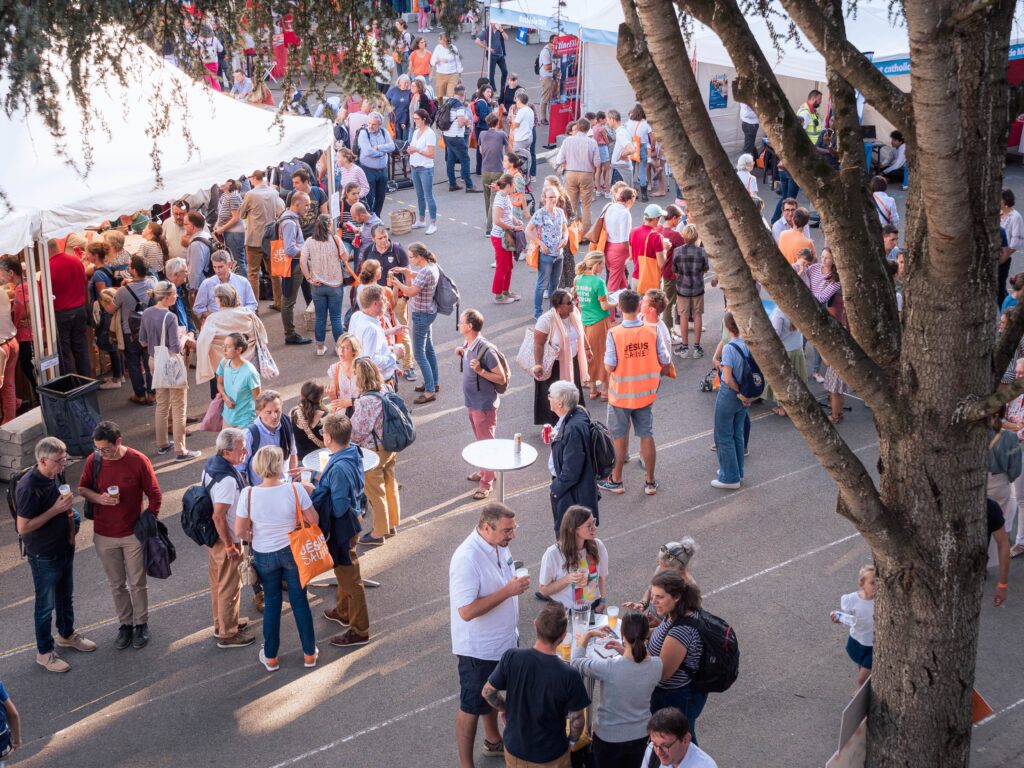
100,379,122,390
316,344,327,356
410,219,426,230
710,479,741,490
490,261,497,268
425,223,437,235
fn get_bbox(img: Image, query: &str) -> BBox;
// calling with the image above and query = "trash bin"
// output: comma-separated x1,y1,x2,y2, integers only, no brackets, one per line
37,374,102,457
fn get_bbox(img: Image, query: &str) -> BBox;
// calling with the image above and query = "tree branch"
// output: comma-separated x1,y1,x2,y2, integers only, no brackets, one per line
618,0,905,551
947,0,1002,28
779,0,913,134
678,0,902,368
961,377,1024,422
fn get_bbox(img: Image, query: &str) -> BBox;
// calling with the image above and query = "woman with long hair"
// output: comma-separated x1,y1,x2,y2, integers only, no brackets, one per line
138,221,170,276
489,174,523,304
532,289,590,425
407,108,438,234
543,174,578,288
472,84,495,175
604,187,636,292
216,332,262,428
234,445,318,672
392,242,441,404
290,381,329,455
538,505,608,609
430,32,461,99
646,571,707,744
575,251,611,400
526,187,569,320
626,103,654,201
300,214,346,356
326,332,362,416
571,610,663,768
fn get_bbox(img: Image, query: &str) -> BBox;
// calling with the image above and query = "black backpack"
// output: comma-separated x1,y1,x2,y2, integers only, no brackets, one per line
533,53,541,76
6,465,34,557
435,98,458,132
82,452,102,520
726,341,765,399
180,468,244,548
124,282,156,342
191,236,227,278
682,608,740,693
589,418,616,479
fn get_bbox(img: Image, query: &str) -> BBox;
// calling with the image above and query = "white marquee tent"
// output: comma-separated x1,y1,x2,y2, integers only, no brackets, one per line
0,42,332,256
491,0,1022,155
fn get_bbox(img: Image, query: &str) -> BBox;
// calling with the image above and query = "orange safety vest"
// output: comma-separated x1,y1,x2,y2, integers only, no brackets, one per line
607,324,662,409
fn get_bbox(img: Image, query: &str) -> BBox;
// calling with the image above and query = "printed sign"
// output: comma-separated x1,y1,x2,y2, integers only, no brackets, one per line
709,73,729,110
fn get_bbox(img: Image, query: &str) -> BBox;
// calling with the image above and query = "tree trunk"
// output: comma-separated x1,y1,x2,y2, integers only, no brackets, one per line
616,1,1017,765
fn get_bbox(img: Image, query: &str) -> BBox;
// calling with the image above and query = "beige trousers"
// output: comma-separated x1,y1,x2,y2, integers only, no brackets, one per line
94,533,148,625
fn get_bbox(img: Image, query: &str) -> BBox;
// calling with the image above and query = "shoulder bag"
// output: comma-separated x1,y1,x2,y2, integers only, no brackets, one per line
288,484,334,587
635,231,663,295
152,313,189,389
515,321,560,380
237,489,258,587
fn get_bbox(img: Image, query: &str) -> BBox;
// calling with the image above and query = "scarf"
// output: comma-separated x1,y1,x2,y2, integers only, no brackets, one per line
551,308,590,386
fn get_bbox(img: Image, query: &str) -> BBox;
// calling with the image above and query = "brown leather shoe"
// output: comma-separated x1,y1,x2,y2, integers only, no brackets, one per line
329,630,370,647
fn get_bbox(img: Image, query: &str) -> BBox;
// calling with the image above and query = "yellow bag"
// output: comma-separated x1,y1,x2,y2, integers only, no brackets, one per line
526,241,540,270
270,238,292,278
287,485,334,587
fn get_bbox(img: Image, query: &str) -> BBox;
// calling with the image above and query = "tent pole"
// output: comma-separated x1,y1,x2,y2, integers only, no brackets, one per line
487,17,493,88
24,242,59,385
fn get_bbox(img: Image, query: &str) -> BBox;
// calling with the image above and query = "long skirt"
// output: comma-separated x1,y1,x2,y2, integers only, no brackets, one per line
533,358,585,426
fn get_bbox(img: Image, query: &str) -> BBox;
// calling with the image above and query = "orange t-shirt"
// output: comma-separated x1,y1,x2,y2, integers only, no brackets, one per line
410,49,432,77
778,229,816,264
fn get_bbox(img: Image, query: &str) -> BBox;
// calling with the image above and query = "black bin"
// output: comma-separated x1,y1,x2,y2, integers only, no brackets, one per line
37,375,102,457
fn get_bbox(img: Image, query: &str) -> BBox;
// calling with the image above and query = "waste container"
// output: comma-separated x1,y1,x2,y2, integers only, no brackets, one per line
37,375,102,457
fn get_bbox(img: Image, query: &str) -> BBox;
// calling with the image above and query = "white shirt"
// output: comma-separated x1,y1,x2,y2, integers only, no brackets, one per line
408,126,437,168
872,192,899,227
162,218,189,263
449,528,519,660
539,540,609,608
641,742,718,768
627,119,651,146
538,45,554,79
348,310,398,380
604,203,632,243
769,306,803,353
512,105,535,144
882,142,906,175
771,218,811,244
739,103,758,125
1002,208,1024,252
201,470,243,543
430,44,459,74
840,590,875,647
611,125,632,167
736,170,758,197
236,482,313,554
444,102,470,138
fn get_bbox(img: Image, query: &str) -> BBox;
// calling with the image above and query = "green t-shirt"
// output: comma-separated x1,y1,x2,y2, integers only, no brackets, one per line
217,359,262,427
575,274,609,326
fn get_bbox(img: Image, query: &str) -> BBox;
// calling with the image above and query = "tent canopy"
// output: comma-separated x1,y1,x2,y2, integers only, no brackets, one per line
0,43,331,255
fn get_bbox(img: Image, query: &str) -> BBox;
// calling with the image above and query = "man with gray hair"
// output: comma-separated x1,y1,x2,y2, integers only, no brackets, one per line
278,190,312,345
192,250,258,319
200,428,255,646
449,502,529,767
16,437,97,672
356,110,396,216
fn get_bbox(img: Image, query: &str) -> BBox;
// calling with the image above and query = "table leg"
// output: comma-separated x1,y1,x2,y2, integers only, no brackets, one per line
496,470,505,504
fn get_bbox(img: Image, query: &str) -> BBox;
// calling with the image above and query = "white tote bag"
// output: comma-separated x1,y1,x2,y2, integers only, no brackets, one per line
152,314,188,389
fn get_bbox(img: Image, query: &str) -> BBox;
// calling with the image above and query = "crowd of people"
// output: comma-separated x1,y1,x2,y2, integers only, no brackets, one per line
7,11,1022,766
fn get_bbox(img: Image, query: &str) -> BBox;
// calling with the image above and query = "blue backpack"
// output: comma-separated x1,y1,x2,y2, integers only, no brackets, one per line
362,390,416,452
726,341,765,399
0,694,11,757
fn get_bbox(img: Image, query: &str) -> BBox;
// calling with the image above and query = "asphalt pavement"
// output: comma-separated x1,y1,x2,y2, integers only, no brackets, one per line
1,31,1023,768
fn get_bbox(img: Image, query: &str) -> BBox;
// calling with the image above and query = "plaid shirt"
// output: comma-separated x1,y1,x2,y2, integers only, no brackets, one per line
672,244,709,297
410,264,439,314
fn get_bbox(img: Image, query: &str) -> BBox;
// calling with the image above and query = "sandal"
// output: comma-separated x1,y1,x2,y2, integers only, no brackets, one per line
467,471,482,482
772,407,788,417
472,489,490,500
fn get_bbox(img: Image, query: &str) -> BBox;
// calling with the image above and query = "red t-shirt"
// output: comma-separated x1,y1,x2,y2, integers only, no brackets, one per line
49,252,87,311
628,225,662,279
79,447,162,538
657,225,684,281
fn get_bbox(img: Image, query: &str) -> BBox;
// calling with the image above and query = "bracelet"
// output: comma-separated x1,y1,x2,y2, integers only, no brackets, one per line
998,582,1009,589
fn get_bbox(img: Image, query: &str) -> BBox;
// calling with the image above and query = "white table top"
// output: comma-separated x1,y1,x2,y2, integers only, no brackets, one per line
462,438,539,473
301,448,380,473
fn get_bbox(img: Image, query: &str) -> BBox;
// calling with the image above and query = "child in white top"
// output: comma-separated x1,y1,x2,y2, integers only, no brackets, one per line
832,564,876,694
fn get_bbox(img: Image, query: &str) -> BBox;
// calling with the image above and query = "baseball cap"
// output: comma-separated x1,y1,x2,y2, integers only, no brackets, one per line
644,204,667,219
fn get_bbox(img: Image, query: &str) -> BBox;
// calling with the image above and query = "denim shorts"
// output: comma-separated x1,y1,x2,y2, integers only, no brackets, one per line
846,635,873,669
606,403,654,439
457,655,499,715
598,144,610,164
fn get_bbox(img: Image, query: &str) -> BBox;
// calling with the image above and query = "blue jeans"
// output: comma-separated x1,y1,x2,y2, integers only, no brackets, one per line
534,254,563,319
28,550,75,654
650,685,709,746
411,310,439,393
253,546,316,658
124,337,153,397
714,387,747,484
311,283,344,344
223,231,247,275
362,165,389,217
445,135,473,189
411,166,437,221
635,143,648,187
771,170,801,224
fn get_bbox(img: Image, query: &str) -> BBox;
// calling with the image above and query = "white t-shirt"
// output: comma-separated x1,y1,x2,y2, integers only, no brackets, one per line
449,528,519,660
641,742,718,768
739,103,758,125
535,309,580,352
840,590,875,647
431,44,459,74
604,203,632,243
736,170,758,197
409,126,437,168
627,119,652,146
201,470,244,544
539,540,609,608
539,46,554,80
236,482,313,554
611,126,632,168
512,105,535,143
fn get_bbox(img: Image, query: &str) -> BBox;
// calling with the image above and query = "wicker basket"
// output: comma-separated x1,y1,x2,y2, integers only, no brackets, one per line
390,208,416,236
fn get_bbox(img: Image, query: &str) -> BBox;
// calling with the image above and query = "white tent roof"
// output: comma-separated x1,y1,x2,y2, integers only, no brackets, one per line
0,43,332,255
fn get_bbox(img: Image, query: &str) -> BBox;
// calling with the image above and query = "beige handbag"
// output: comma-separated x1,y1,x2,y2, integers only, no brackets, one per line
515,326,559,380
390,208,416,235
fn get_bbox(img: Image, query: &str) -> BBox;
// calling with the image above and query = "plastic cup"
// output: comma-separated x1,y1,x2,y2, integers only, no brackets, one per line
558,638,571,661
607,605,619,631
318,451,329,472
514,567,528,580
58,484,71,499
107,486,119,502
300,471,312,484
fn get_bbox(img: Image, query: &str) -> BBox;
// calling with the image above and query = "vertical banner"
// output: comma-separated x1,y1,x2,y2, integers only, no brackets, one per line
548,34,582,144
708,73,729,110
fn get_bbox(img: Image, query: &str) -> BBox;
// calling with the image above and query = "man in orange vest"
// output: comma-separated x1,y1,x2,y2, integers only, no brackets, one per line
598,290,672,496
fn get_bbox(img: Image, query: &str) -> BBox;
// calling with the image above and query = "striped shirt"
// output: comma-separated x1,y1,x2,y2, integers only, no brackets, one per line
336,164,370,199
554,134,600,173
805,263,841,305
647,617,702,690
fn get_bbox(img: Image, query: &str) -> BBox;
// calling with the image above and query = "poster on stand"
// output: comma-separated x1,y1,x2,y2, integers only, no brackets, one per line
709,73,729,110
548,34,582,144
